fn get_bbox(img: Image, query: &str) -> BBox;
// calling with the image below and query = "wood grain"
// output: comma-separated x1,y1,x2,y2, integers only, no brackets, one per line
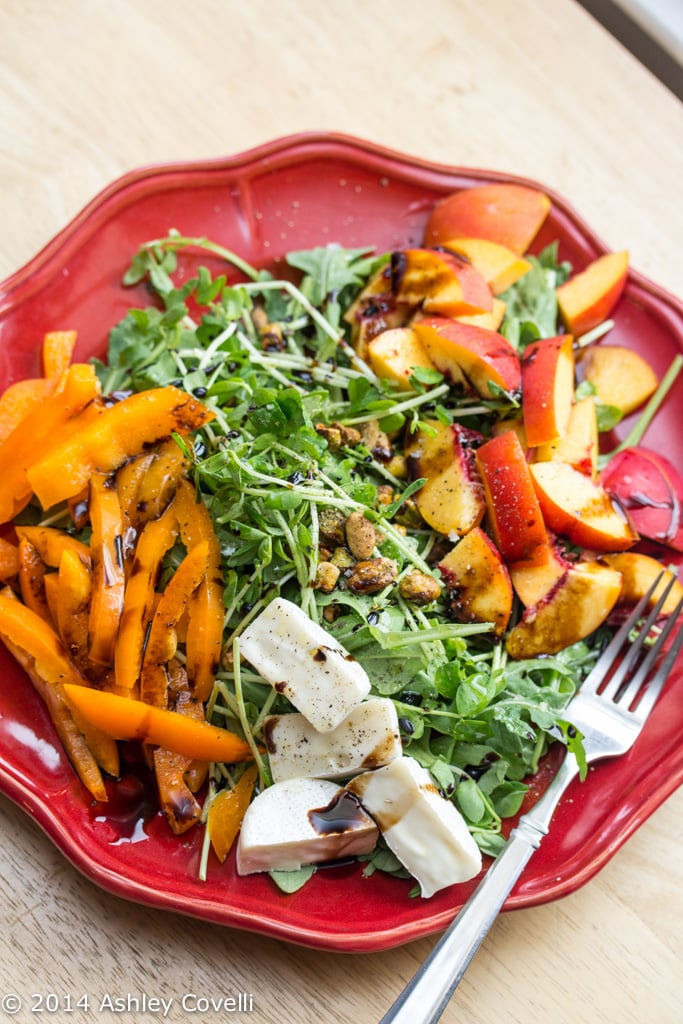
0,2,681,1022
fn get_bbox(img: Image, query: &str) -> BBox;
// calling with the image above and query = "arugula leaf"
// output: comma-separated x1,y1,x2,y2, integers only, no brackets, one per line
97,238,603,893
500,242,572,350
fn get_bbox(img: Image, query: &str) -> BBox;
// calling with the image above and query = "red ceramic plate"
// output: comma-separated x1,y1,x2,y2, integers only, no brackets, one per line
0,133,682,952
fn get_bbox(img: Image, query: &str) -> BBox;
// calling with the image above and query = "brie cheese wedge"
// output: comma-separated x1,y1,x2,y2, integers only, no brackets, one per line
236,776,378,875
239,597,370,732
264,697,402,783
347,756,482,897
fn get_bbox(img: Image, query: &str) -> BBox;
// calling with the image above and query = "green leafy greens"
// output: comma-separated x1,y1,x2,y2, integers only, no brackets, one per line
100,233,603,893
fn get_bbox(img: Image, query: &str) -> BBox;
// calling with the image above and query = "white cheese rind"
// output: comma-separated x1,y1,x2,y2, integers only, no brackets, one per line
347,756,482,898
236,776,378,875
239,597,371,732
265,697,402,783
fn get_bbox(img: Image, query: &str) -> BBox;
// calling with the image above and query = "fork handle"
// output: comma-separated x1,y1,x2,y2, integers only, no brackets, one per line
379,754,579,1024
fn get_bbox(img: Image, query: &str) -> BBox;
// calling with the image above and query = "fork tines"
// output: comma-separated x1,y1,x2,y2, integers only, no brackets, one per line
583,573,683,713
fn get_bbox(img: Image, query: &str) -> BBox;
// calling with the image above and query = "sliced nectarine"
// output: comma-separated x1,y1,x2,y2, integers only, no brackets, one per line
438,527,513,636
343,264,405,359
475,431,547,566
406,420,486,537
521,334,575,447
424,184,551,255
444,238,532,295
556,250,629,337
491,416,528,451
391,249,493,318
413,316,521,398
601,552,683,616
534,395,599,478
367,328,437,390
509,539,570,607
530,461,638,551
455,297,507,331
506,560,623,658
599,447,683,551
578,344,658,415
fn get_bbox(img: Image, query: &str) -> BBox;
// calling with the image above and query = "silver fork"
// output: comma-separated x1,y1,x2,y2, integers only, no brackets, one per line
380,576,683,1024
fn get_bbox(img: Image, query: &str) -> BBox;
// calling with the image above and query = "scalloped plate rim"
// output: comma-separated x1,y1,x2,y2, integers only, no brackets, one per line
0,131,681,953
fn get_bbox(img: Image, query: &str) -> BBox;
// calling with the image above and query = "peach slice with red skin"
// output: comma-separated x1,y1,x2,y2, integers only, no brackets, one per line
530,461,638,551
438,527,513,637
535,395,599,478
367,328,437,390
343,264,406,360
391,249,493,318
506,560,623,659
521,334,575,447
599,447,683,551
577,344,658,415
509,538,571,608
475,431,547,566
406,420,486,537
413,315,521,398
556,250,629,337
455,297,507,332
424,184,551,255
601,552,683,617
443,238,532,295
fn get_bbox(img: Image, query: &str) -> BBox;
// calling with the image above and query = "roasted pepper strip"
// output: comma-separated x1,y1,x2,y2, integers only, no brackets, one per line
88,473,125,666
0,593,117,796
26,386,214,511
207,764,259,862
62,683,254,763
0,378,56,445
15,525,91,570
0,363,101,523
152,659,204,834
133,439,190,526
17,535,51,623
57,548,92,676
0,536,19,582
41,330,77,379
140,540,210,708
175,479,224,701
113,501,179,694
116,451,156,539
43,571,60,625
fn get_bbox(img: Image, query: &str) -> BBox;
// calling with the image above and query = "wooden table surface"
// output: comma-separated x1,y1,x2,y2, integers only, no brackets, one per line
0,2,681,1022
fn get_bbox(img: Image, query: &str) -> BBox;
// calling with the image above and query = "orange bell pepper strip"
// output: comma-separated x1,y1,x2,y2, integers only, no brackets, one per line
174,479,225,701
140,540,211,708
62,683,254,763
44,573,60,625
0,592,117,796
133,438,190,526
42,330,77,379
0,363,101,523
0,333,77,444
88,472,125,666
116,451,156,537
0,536,19,582
152,659,204,834
68,487,90,530
0,377,56,445
14,525,91,570
26,386,214,511
17,535,51,623
113,501,179,694
207,765,259,862
57,548,92,676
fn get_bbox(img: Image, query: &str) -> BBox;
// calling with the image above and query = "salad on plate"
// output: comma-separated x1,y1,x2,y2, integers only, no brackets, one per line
0,179,681,900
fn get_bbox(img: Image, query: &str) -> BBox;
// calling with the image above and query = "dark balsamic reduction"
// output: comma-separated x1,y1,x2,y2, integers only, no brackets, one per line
308,790,368,835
